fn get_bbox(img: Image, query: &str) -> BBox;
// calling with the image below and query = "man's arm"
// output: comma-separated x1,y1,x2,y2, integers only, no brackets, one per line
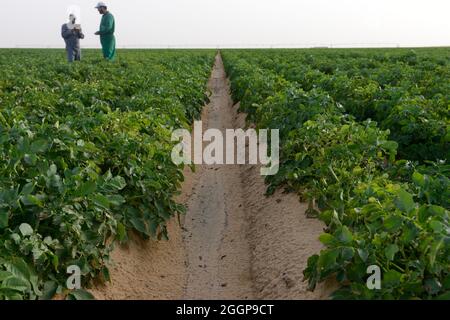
98,14,114,35
61,24,73,39
76,28,85,39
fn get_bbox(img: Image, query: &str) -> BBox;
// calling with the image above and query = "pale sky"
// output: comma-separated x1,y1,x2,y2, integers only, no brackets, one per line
0,0,449,48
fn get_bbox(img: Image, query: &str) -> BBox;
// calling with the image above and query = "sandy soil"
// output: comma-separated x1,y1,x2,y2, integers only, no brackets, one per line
91,53,333,300
90,209,188,299
183,54,254,300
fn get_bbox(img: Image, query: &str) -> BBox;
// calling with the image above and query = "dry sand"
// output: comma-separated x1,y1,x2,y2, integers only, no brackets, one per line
91,53,333,300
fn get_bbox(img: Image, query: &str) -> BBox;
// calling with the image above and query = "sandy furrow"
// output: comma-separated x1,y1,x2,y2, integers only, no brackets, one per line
182,54,255,299
91,53,333,300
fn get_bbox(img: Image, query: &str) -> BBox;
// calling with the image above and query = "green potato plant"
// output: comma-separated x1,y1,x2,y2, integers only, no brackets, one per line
222,48,449,300
0,49,215,300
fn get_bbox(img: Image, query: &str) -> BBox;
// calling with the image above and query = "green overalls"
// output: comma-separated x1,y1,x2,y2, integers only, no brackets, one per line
99,12,116,61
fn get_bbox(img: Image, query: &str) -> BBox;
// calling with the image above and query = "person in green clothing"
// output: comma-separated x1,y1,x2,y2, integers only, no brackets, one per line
94,2,116,61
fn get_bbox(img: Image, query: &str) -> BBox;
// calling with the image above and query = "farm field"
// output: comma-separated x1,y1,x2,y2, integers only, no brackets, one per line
0,48,449,300
222,48,449,299
0,49,215,299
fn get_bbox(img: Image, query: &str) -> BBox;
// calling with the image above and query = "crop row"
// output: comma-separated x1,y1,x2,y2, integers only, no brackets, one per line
222,48,449,299
0,49,215,299
226,49,449,162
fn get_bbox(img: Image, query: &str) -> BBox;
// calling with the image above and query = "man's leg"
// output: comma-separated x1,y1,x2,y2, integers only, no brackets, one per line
100,38,107,59
75,48,81,61
108,37,116,61
101,36,116,61
67,48,75,63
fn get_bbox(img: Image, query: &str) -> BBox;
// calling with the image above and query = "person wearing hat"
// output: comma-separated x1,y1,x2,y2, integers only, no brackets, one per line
94,2,116,61
61,14,84,62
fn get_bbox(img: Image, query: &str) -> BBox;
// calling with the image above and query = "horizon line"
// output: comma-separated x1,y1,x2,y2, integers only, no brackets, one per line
1,44,450,50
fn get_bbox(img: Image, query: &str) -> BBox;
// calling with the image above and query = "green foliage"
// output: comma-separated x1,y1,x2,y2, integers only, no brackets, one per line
224,48,449,163
222,48,449,300
0,49,215,299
